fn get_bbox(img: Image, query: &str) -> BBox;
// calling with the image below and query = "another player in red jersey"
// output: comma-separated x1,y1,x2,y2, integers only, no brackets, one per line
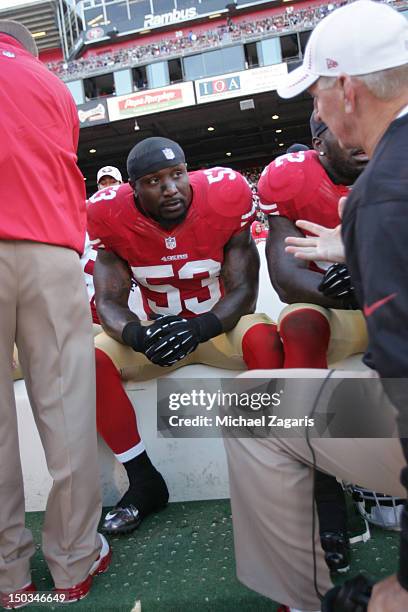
258,115,369,574
258,113,369,370
87,137,282,534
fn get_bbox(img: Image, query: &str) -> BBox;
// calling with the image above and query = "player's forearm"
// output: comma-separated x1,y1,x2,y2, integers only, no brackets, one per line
93,251,139,342
96,300,140,343
214,231,259,331
211,285,257,332
274,267,343,308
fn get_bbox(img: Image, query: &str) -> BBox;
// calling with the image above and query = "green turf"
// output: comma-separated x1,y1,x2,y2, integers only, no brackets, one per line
20,499,398,612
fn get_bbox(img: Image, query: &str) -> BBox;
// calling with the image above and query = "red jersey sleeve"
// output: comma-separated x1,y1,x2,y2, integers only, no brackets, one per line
86,185,123,251
193,167,255,233
257,151,309,219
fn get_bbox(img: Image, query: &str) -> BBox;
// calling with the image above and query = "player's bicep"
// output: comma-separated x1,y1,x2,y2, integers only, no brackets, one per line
222,227,259,294
94,249,133,309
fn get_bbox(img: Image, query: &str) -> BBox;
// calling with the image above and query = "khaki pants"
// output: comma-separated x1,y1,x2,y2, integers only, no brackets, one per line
278,304,368,365
12,325,103,382
224,369,405,611
95,313,274,381
0,241,102,592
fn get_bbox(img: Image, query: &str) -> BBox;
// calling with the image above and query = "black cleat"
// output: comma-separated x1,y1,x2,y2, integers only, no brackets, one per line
101,505,142,535
320,531,350,573
102,472,169,535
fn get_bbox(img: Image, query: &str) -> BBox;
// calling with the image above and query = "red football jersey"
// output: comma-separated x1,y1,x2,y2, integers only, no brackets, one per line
258,150,349,228
87,167,255,319
258,150,350,272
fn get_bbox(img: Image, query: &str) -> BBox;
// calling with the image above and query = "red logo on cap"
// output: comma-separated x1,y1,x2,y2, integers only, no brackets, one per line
326,58,339,69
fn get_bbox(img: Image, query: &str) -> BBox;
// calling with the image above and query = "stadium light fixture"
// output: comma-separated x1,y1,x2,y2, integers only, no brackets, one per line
226,152,232,157
88,14,104,27
134,120,140,131
89,149,96,154
207,126,215,132
272,115,279,120
275,129,282,133
32,31,47,38
278,143,284,147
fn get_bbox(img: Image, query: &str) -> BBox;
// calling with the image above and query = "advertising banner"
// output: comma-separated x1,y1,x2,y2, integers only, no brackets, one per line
77,99,109,127
107,82,196,121
195,63,288,104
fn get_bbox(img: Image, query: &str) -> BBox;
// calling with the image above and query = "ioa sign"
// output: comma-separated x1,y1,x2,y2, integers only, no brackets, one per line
195,64,289,104
143,7,197,29
199,75,241,97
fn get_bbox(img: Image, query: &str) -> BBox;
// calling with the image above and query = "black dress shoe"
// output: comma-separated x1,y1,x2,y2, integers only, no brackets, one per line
101,505,142,535
320,531,350,573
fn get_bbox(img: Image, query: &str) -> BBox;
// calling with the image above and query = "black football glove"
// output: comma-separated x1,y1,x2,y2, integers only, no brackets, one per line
318,263,359,310
145,312,223,367
122,315,187,356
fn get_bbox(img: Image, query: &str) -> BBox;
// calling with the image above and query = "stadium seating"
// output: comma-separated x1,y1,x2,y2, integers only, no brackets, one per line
44,0,372,81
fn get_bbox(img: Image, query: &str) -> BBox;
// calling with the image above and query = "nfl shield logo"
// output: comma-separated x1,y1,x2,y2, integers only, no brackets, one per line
162,148,175,160
165,236,177,250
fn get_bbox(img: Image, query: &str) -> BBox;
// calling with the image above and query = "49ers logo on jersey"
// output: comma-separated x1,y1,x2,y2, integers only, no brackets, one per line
165,236,177,250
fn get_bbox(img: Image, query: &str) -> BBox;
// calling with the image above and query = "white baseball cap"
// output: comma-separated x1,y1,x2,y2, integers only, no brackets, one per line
277,0,408,99
97,166,122,184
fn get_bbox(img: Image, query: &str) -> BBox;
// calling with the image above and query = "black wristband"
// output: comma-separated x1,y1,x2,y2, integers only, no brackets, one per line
189,312,223,343
122,321,145,352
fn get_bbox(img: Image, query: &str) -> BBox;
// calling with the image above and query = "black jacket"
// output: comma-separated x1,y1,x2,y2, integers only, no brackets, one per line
342,110,408,588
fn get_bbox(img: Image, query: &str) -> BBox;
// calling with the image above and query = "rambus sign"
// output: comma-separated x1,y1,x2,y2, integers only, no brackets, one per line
144,8,197,29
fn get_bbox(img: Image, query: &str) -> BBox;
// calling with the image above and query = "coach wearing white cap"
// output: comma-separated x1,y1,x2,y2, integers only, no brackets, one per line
96,165,122,190
224,2,408,611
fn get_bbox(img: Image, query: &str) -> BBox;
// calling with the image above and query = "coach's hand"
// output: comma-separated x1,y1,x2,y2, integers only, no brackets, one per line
145,312,223,367
368,574,408,612
285,220,345,263
318,263,359,309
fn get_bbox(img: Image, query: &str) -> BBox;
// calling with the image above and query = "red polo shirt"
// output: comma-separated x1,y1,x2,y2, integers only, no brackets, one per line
0,35,86,253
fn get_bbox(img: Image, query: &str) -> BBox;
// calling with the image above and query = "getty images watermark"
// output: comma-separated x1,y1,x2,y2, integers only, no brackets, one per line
157,376,404,438
166,388,314,430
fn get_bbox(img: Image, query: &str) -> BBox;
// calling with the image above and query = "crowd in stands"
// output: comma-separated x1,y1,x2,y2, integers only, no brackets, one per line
46,0,408,82
241,166,263,190
241,166,264,216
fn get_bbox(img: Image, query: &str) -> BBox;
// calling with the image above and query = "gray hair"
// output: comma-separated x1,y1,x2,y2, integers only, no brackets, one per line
318,64,408,100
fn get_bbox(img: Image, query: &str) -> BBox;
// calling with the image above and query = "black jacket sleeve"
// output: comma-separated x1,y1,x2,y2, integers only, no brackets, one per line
353,195,408,588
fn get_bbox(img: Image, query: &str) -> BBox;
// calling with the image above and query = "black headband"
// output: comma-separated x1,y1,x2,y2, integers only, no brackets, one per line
127,137,186,181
